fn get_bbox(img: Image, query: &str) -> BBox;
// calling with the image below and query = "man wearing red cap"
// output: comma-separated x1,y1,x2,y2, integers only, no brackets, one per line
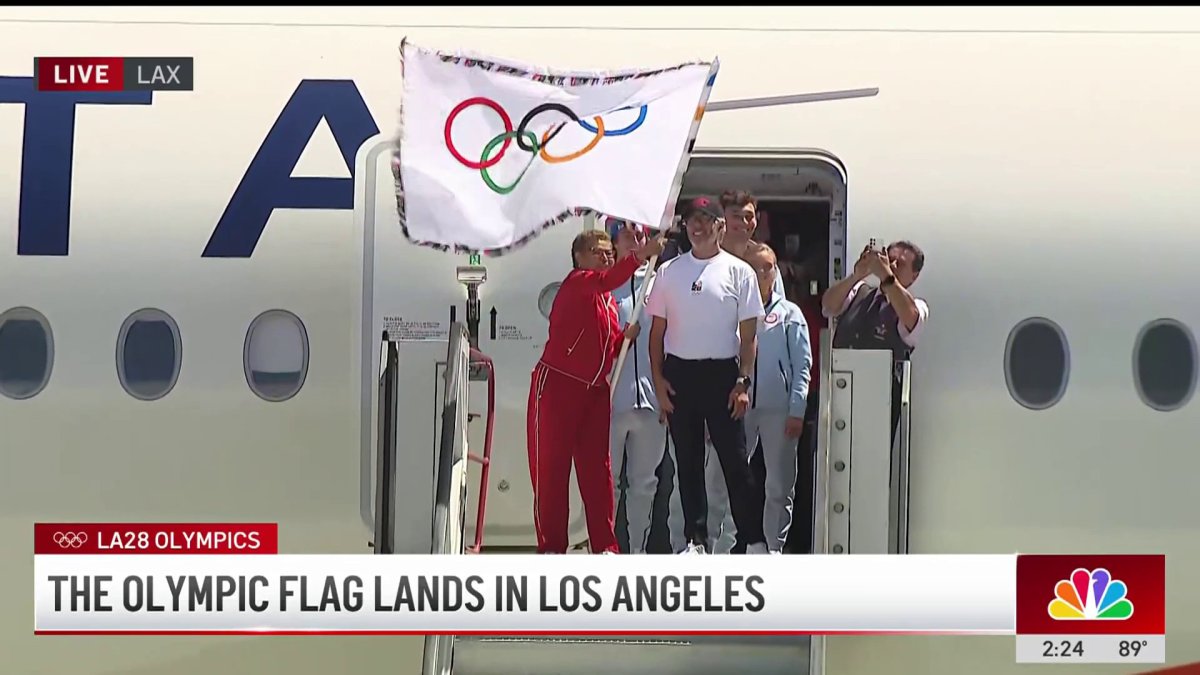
647,196,769,555
527,227,663,554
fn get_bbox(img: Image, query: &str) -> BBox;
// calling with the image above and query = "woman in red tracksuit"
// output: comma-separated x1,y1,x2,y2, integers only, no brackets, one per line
527,228,662,554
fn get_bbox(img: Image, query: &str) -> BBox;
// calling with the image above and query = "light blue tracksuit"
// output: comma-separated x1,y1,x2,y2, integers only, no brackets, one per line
749,289,812,550
611,265,685,553
708,283,812,551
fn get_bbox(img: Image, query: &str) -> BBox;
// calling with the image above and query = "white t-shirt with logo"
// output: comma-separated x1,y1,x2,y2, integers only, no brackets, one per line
646,250,765,360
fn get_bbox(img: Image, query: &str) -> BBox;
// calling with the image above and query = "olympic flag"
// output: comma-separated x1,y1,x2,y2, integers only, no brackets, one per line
394,39,718,254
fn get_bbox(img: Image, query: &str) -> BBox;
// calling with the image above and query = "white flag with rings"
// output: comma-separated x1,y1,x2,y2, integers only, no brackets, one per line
394,39,718,255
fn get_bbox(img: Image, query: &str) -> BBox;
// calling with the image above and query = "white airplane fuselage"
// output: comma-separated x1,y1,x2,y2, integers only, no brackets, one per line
1,7,1198,675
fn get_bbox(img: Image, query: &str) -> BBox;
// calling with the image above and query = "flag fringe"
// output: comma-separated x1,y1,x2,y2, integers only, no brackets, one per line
401,39,714,87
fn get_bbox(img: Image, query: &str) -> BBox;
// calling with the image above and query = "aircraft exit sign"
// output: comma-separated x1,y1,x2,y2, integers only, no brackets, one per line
35,57,193,91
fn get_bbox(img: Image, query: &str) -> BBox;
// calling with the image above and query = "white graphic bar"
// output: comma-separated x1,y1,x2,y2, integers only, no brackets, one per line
35,554,1015,634
1015,635,1165,664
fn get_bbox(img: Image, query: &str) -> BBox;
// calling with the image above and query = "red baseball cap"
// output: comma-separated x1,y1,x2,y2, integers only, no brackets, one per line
682,196,722,221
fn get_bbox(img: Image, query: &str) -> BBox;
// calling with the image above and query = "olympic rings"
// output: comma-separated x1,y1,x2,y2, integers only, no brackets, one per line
444,97,649,194
481,130,541,195
577,105,647,136
53,531,87,548
444,97,513,170
514,103,579,152
540,117,604,164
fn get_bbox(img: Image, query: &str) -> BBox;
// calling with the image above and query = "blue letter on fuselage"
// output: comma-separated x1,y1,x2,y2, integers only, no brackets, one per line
202,80,380,258
0,76,153,256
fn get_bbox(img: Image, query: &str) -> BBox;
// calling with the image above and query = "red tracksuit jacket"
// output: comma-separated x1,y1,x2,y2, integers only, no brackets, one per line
537,253,642,386
527,252,641,553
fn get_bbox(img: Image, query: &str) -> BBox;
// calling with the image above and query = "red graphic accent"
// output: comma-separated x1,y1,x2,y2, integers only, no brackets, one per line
1016,554,1165,635
764,312,779,325
34,523,278,555
32,629,1001,637
1137,662,1200,675
35,57,124,91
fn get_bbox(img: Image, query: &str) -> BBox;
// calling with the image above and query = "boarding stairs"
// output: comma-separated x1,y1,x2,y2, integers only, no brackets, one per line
374,324,912,675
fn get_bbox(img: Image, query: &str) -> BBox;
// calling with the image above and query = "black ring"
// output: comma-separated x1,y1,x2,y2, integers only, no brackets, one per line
515,103,581,152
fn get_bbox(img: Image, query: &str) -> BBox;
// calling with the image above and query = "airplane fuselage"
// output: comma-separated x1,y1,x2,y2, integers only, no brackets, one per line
2,7,1199,675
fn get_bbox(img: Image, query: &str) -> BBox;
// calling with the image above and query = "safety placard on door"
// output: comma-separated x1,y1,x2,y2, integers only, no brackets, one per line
383,316,447,342
496,324,533,341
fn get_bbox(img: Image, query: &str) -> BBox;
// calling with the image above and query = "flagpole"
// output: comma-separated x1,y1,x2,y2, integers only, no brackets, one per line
611,58,721,403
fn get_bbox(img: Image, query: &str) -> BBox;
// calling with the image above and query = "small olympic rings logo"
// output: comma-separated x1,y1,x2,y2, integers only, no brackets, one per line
444,97,649,195
53,531,87,548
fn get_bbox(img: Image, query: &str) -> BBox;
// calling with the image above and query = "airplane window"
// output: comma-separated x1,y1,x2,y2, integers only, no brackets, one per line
0,307,54,400
1133,319,1197,411
537,282,561,320
1004,318,1070,410
244,309,309,402
117,309,182,400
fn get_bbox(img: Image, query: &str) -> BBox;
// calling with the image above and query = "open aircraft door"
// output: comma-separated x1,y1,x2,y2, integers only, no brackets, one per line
809,335,914,675
355,134,598,553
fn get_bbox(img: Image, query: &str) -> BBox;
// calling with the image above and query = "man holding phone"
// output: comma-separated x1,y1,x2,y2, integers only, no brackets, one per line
822,238,929,432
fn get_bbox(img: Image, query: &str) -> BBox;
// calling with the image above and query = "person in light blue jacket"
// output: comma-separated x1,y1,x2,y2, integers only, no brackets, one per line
608,219,685,554
743,242,812,552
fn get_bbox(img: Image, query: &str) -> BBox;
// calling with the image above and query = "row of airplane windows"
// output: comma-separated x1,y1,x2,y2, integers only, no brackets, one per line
0,308,1196,410
1005,317,1197,412
0,307,309,402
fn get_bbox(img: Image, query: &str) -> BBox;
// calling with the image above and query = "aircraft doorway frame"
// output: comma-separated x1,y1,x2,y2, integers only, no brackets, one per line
681,147,848,282
682,148,853,675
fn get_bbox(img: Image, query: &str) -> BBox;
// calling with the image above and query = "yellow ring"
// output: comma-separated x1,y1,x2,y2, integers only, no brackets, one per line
539,117,605,164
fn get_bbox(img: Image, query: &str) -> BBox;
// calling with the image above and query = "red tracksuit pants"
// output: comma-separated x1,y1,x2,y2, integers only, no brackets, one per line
526,362,619,554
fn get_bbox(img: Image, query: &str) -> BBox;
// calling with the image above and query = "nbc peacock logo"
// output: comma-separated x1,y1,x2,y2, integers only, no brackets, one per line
1048,568,1134,620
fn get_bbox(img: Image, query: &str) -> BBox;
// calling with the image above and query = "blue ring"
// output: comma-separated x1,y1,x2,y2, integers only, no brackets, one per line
578,105,647,137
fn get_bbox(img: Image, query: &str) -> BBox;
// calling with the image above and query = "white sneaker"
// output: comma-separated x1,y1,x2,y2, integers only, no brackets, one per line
769,550,782,555
680,542,707,555
601,551,617,555
746,543,769,555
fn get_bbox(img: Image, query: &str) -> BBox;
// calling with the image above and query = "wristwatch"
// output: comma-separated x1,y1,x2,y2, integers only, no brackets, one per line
735,376,752,390
880,275,897,289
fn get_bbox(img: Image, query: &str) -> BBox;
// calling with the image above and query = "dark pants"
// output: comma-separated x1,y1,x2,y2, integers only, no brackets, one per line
784,393,820,553
739,392,820,554
663,355,765,549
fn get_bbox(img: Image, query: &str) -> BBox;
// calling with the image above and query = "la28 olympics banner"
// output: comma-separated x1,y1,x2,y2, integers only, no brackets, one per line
32,522,1167,665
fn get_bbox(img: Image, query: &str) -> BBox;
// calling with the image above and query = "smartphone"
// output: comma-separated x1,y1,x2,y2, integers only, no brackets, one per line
868,237,879,251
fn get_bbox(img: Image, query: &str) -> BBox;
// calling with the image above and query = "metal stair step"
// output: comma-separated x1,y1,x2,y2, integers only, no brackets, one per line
451,635,809,675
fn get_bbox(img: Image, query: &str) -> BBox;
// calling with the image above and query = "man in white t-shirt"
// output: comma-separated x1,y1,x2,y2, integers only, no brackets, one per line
646,196,769,555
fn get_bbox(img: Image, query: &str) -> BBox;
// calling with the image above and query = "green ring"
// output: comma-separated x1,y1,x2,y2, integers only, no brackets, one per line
480,130,540,195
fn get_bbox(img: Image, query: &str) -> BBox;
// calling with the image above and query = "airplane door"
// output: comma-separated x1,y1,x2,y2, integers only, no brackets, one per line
815,344,913,554
810,336,915,675
820,345,894,554
355,135,593,552
358,136,468,552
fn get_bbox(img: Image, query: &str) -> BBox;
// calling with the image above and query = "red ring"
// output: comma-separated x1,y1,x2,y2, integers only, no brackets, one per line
444,97,513,170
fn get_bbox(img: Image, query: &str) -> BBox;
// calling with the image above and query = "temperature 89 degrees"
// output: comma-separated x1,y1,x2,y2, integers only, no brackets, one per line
1120,640,1149,658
